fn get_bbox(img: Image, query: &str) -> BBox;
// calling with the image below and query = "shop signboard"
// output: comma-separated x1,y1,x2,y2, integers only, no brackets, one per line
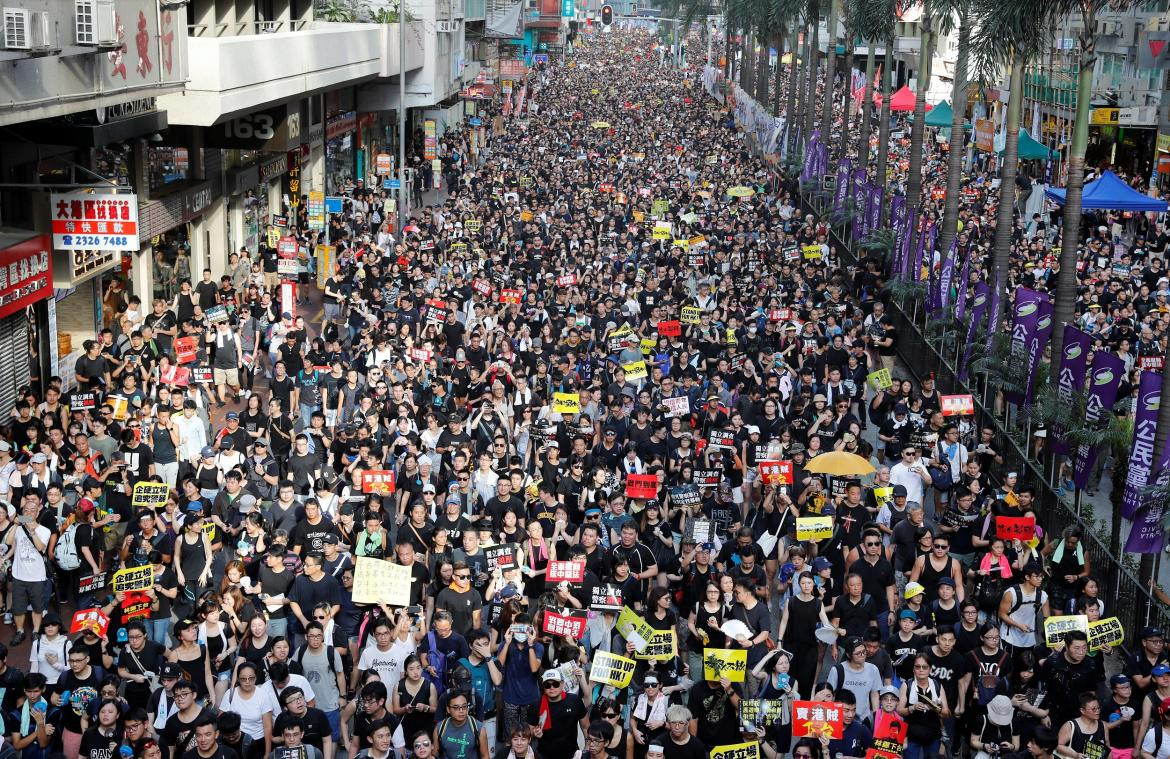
307,192,326,231
0,235,52,319
973,119,994,152
424,120,437,160
203,106,302,151
51,192,138,252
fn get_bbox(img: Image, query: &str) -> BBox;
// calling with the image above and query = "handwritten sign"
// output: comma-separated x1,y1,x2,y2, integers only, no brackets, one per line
589,652,637,688
111,565,154,593
792,700,845,739
663,396,690,418
940,394,975,417
625,474,658,500
360,470,396,494
622,360,648,381
703,648,748,682
547,560,585,584
590,584,624,611
797,516,834,541
634,629,677,661
995,516,1036,541
680,306,702,325
657,320,681,337
542,609,588,638
553,392,581,415
132,482,171,509
1088,617,1124,651
1044,615,1090,648
351,557,412,606
760,461,793,486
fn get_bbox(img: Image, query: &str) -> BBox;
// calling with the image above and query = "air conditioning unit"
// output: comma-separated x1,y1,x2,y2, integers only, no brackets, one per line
4,7,52,50
75,0,117,46
437,19,457,32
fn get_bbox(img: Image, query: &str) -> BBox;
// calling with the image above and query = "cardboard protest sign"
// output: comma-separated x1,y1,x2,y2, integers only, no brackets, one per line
995,516,1036,541
71,608,110,638
542,609,589,638
622,360,648,380
132,482,171,509
1044,615,1090,648
634,629,677,661
111,565,154,593
940,394,975,417
657,320,681,337
175,337,198,364
866,368,893,390
703,648,748,682
546,560,585,584
589,652,637,688
590,584,624,611
351,557,412,606
685,517,716,543
663,396,690,418
616,607,657,651
792,700,845,739
553,392,581,415
360,470,396,494
1088,617,1125,651
670,485,701,508
759,461,793,486
625,474,658,500
796,516,834,541
710,743,760,759
485,543,518,571
707,429,736,451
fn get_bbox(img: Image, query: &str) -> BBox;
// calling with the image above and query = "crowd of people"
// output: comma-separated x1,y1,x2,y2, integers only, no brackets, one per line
0,21,1164,759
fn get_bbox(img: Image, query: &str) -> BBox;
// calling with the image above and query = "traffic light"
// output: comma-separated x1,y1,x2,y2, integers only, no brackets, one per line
601,4,612,25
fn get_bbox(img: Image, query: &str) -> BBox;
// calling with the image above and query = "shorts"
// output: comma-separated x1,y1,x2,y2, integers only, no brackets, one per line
213,367,241,387
324,302,341,322
12,578,48,612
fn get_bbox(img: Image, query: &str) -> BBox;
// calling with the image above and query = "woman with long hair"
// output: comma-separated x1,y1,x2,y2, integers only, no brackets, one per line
898,653,950,759
687,581,727,679
172,504,213,620
778,571,839,699
219,586,258,638
197,599,237,704
392,655,437,743
29,612,70,685
79,698,123,759
167,618,214,703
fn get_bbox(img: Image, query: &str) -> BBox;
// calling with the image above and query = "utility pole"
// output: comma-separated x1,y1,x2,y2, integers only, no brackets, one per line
397,1,407,235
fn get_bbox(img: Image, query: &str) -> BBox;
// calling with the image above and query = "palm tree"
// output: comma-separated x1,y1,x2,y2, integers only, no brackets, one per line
820,0,839,149
836,0,864,158
803,0,820,139
933,0,972,262
904,1,934,212
854,0,890,182
871,0,896,224
785,22,802,150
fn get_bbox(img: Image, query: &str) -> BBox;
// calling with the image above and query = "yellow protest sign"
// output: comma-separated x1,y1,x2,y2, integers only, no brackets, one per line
866,369,893,390
352,556,413,606
632,210,645,223
590,652,636,687
622,360,648,381
267,228,280,249
553,392,581,415
132,482,171,509
639,338,656,355
108,395,129,421
1088,617,1124,651
796,516,834,541
802,244,822,259
520,210,534,222
616,607,657,649
688,234,706,247
711,742,760,759
464,219,482,234
681,306,702,325
635,629,678,661
1044,615,1089,648
111,565,154,593
651,227,670,241
703,648,748,682
873,486,893,503
202,521,218,543
672,239,689,249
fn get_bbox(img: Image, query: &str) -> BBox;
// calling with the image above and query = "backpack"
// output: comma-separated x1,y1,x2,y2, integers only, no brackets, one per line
436,715,481,757
295,644,338,678
1007,584,1044,616
975,650,1010,706
54,521,81,571
425,632,449,696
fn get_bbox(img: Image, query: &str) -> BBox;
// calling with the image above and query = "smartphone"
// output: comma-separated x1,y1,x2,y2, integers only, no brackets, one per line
405,605,423,616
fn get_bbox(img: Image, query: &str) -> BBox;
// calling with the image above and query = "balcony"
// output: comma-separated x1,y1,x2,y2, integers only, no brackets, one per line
158,21,425,126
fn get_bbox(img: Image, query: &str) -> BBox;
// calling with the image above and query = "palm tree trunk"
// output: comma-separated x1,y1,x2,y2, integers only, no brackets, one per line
857,42,875,170
795,19,810,144
1050,20,1096,374
905,8,933,212
821,0,838,149
993,53,1025,313
875,31,894,224
839,43,855,158
743,29,754,91
804,0,820,140
773,29,785,115
935,4,970,262
724,24,732,80
786,23,801,151
756,25,770,106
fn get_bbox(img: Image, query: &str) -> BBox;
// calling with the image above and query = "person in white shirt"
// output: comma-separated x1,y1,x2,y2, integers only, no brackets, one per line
172,400,209,466
889,447,932,509
5,495,52,645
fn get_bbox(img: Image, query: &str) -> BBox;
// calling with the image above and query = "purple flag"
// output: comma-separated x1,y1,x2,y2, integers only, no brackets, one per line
1050,325,1093,456
1024,299,1054,406
801,134,819,182
985,268,1004,353
1121,370,1162,520
851,170,867,239
833,158,852,211
954,248,970,321
889,196,907,274
1072,350,1126,490
940,238,958,310
866,184,882,235
958,282,990,382
1004,288,1047,406
913,215,927,282
1125,459,1170,554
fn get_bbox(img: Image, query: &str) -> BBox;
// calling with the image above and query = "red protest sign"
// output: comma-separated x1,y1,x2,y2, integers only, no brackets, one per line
625,473,659,500
768,308,793,321
542,610,588,639
759,461,793,486
940,394,975,417
472,279,493,297
996,515,1036,541
792,700,845,739
657,320,681,337
160,364,190,387
873,710,907,745
120,591,153,622
556,274,578,287
547,560,586,583
361,470,396,494
174,336,198,364
71,608,110,638
499,288,522,304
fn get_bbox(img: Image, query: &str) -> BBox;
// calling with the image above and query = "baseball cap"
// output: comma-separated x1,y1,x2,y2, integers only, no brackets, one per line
541,670,563,683
1153,664,1170,677
160,663,182,679
1142,626,1165,640
422,483,436,494
201,446,215,458
1110,674,1132,688
937,577,956,587
898,609,918,621
78,498,96,513
812,556,831,572
879,685,900,698
253,438,269,448
892,484,908,497
226,411,240,420
30,453,46,464
323,534,339,545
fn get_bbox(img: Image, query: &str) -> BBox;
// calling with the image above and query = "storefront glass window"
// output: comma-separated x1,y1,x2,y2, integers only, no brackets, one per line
147,146,190,193
92,146,132,186
242,186,269,253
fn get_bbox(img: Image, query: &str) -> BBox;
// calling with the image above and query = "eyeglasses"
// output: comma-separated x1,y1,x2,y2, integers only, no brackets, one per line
933,543,948,550
455,573,471,579
586,738,605,744
604,712,620,718
864,541,881,547
543,682,562,689
237,675,256,682
314,615,328,620
415,741,432,748
450,703,469,710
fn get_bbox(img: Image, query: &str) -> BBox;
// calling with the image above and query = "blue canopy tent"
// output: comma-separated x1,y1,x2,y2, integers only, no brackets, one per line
1045,170,1168,211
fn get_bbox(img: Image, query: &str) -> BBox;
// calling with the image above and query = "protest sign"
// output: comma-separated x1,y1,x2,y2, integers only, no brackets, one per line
543,610,588,639
792,700,845,739
472,279,493,297
1044,615,1090,648
499,288,523,304
691,469,722,486
590,584,624,611
670,485,701,508
111,565,154,593
651,226,671,241
622,360,648,380
940,394,976,417
205,305,229,324
635,629,678,661
175,336,198,364
797,516,834,541
710,743,760,759
69,392,97,410
79,571,106,595
873,710,907,745
867,368,893,390
191,367,213,384
159,364,190,386
351,557,412,606
1088,617,1125,651
589,652,637,688
663,396,690,418
556,274,577,287
131,482,170,509
685,517,716,543
657,319,681,337
108,395,129,421
616,607,657,651
71,608,110,638
553,392,581,415
120,591,153,622
651,198,670,218
625,474,658,500
759,461,793,486
740,700,788,727
547,560,585,584
681,306,702,325
703,648,748,682
995,516,1036,541
707,429,735,451
802,244,822,259
360,470,396,494
485,543,518,571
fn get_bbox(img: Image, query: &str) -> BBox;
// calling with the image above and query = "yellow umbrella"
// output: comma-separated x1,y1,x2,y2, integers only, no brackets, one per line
726,186,756,198
591,121,611,129
802,450,875,477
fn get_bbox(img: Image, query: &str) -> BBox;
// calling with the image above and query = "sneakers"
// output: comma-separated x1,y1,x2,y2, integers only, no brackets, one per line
2,610,12,625
10,631,25,647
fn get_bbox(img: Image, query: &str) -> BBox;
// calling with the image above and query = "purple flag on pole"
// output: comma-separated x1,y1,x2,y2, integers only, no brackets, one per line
833,158,852,211
851,170,867,239
1049,325,1093,456
913,215,928,282
1004,289,1047,406
985,268,1004,353
1072,350,1126,490
1023,299,1053,407
1121,370,1162,520
939,238,958,310
959,282,990,382
954,248,970,321
801,134,819,182
1125,457,1170,554
889,196,907,274
867,184,882,235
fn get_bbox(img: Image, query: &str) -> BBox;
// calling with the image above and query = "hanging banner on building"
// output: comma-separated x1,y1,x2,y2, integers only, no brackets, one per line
0,236,52,320
424,120,437,160
51,192,139,251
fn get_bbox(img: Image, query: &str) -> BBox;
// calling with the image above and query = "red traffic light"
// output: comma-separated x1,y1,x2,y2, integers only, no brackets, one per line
601,4,612,24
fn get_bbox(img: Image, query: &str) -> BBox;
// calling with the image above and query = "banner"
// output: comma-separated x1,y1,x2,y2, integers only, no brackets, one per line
1087,616,1125,651
1051,326,1093,455
792,700,845,739
634,629,678,660
51,191,139,251
833,158,852,211
955,248,971,322
796,516,834,541
589,652,637,688
625,474,659,500
131,482,170,509
703,648,748,682
1122,370,1161,520
1025,299,1054,406
985,268,1004,354
546,560,585,583
710,742,760,759
938,238,957,310
111,565,154,593
995,516,1035,541
351,557,412,606
553,392,581,415
866,183,882,237
959,282,990,381
542,610,588,639
1072,351,1126,489
1043,615,1089,648
1004,288,1046,405
851,170,867,239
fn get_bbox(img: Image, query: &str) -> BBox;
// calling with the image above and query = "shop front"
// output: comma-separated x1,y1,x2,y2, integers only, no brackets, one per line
0,235,53,412
135,181,214,303
325,111,358,193
225,163,266,256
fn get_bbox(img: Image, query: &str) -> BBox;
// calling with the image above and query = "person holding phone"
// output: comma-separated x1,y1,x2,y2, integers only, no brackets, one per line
498,614,542,743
